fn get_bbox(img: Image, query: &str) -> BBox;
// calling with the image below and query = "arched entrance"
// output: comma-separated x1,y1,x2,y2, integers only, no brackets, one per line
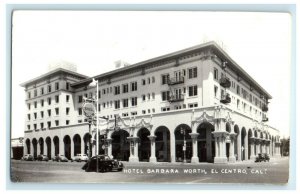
38,137,44,155
154,126,171,162
64,135,71,159
175,124,192,162
234,125,240,161
83,133,92,156
137,128,150,162
25,139,31,154
248,129,253,160
254,130,258,155
99,135,105,155
32,138,37,159
73,134,81,156
46,137,51,159
225,122,231,159
197,122,215,162
53,136,59,156
111,130,130,161
241,127,247,160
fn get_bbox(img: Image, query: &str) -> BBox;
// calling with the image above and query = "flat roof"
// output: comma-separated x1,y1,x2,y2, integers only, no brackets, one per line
20,68,88,88
71,41,272,99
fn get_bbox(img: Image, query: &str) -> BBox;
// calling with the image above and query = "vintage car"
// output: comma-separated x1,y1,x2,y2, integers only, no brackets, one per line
37,154,49,161
82,155,124,172
255,153,270,162
21,154,34,161
71,154,88,162
52,155,69,162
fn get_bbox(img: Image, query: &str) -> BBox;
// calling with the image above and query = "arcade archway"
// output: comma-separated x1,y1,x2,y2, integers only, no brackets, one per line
137,128,151,162
111,130,130,161
197,122,215,162
175,124,192,162
154,126,171,162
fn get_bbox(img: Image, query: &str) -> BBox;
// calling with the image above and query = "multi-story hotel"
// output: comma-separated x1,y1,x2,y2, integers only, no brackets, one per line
21,41,281,164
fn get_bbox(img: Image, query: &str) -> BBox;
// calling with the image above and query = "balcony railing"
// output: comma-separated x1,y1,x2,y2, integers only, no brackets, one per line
167,76,184,85
168,94,184,103
219,77,231,88
220,93,231,104
262,104,268,112
262,116,269,122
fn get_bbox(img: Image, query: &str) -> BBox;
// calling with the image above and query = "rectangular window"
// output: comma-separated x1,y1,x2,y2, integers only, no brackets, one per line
142,110,146,114
34,101,37,108
131,82,137,91
131,111,137,116
27,103,31,110
103,103,106,109
161,74,169,85
78,108,82,115
34,112,37,119
214,68,218,80
152,93,155,99
152,76,155,83
55,108,59,115
27,92,31,99
123,99,129,108
66,82,70,90
188,85,198,97
98,104,101,111
40,111,44,118
47,121,51,128
41,99,44,107
142,94,146,101
55,120,59,126
188,67,197,79
40,87,44,95
66,95,70,102
214,86,218,98
55,82,59,90
114,100,120,109
47,109,51,117
34,89,37,97
237,85,240,95
55,95,59,103
122,113,128,117
237,99,240,109
66,120,70,125
131,97,137,106
142,79,146,85
250,94,253,103
114,85,120,95
47,97,51,105
98,90,101,98
40,123,44,129
34,124,37,130
102,89,106,95
188,103,198,108
148,78,151,84
122,84,129,93
66,107,70,115
147,93,150,100
161,91,170,101
161,107,170,112
27,125,30,130
78,95,83,103
78,120,82,123
27,114,30,120
48,85,52,93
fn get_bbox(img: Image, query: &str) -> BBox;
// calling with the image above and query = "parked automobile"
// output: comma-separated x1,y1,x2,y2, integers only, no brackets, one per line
21,154,34,161
82,155,123,172
71,154,88,162
37,154,49,161
52,155,69,162
255,153,270,162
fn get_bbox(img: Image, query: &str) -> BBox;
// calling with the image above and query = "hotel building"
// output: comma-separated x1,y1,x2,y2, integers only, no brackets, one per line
20,41,281,164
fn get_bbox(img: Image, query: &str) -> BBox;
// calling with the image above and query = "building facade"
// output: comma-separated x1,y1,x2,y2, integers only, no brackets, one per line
20,41,281,163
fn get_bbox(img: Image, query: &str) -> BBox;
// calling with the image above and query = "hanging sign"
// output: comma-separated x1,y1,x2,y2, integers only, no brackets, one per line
82,102,95,118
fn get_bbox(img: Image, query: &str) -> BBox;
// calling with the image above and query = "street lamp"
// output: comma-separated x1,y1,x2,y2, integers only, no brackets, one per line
180,127,186,163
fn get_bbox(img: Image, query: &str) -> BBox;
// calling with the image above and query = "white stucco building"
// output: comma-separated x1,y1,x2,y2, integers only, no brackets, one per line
21,41,281,164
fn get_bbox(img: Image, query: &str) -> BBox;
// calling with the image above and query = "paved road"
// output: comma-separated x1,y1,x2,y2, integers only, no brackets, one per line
10,157,289,184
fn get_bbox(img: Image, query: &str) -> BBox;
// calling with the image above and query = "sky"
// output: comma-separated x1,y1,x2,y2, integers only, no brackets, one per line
11,11,291,138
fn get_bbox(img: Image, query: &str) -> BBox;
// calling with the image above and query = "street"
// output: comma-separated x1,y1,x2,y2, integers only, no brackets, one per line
10,157,289,184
